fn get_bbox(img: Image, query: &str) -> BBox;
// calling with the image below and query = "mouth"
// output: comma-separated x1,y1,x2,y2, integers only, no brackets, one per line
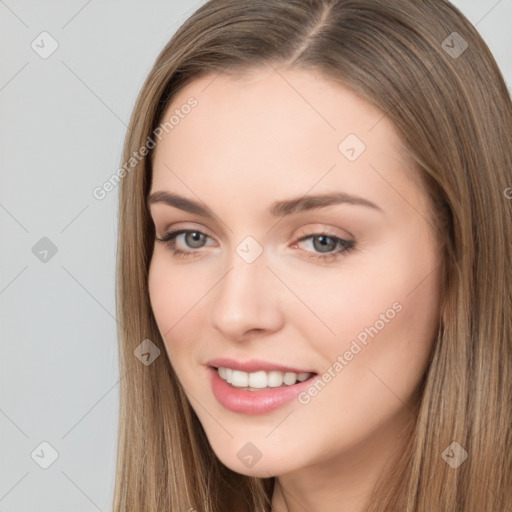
206,359,318,415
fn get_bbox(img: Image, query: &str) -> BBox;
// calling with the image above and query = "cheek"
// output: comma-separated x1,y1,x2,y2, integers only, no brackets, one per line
148,254,210,323
148,255,223,375
299,238,441,386
148,258,176,333
290,255,440,445
147,257,202,349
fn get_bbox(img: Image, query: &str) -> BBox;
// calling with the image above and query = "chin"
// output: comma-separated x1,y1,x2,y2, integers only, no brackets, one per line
204,435,300,478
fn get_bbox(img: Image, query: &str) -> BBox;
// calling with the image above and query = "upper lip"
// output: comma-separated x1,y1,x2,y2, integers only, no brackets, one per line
207,357,316,374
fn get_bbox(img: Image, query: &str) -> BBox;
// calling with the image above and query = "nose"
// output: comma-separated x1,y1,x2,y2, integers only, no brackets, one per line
210,250,284,341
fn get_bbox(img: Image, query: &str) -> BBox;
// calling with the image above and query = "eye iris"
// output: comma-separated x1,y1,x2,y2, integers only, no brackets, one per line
313,235,336,253
186,231,206,249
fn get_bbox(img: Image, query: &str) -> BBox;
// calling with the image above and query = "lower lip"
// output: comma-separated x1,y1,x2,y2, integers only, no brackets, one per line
208,366,317,415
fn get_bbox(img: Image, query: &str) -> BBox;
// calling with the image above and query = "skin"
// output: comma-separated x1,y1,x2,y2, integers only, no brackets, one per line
147,65,442,512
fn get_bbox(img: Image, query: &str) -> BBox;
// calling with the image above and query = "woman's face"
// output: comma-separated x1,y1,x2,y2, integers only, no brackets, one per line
148,66,442,478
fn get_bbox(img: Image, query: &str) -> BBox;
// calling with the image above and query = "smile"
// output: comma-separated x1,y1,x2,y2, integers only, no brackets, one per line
207,359,318,415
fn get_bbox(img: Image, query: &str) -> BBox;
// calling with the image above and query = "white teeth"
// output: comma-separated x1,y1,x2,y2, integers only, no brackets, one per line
216,367,313,389
248,371,267,389
268,371,284,387
283,372,297,385
231,370,249,387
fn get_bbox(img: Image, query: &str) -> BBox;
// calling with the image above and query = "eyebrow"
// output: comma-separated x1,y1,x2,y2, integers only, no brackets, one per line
147,190,383,218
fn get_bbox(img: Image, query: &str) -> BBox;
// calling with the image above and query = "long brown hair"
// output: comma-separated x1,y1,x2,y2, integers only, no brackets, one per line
113,1,512,510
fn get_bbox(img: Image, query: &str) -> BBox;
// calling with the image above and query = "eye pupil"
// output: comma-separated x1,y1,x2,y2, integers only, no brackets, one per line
313,235,336,253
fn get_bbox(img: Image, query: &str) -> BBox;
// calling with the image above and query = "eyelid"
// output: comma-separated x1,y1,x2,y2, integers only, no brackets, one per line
156,221,217,240
157,222,352,246
293,224,353,242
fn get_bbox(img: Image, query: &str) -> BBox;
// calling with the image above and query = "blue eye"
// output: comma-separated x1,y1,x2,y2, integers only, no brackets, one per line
295,233,355,262
155,230,212,258
155,229,355,262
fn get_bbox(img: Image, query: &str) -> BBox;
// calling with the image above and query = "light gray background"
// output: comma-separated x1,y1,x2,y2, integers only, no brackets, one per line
0,1,510,510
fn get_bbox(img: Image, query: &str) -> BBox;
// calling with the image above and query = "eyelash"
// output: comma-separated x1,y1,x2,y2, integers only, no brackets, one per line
155,229,355,263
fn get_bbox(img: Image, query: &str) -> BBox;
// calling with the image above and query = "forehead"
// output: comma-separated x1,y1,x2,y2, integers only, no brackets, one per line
150,66,422,213
161,66,394,146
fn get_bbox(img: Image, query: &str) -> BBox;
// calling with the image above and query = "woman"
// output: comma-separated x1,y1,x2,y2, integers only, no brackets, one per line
113,0,512,510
